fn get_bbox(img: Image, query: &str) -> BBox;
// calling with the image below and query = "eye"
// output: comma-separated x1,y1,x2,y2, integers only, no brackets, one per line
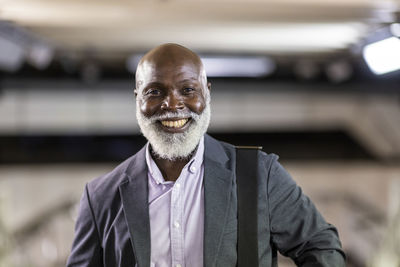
145,88,161,96
182,87,195,94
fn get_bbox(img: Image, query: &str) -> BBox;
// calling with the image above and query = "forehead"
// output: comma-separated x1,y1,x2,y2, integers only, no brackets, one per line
137,59,203,86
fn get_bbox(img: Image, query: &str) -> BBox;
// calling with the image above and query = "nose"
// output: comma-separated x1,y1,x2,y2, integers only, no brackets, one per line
161,91,184,111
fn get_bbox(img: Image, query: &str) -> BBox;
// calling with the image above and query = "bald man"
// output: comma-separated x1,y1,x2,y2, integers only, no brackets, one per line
67,44,345,267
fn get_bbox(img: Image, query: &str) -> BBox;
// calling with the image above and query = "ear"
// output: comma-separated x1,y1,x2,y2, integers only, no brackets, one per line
207,82,211,91
134,88,138,97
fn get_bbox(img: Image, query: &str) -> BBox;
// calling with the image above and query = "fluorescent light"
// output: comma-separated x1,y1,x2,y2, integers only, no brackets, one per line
126,54,143,74
0,36,24,72
126,54,276,77
27,42,54,70
201,56,276,77
390,23,400,37
363,37,400,75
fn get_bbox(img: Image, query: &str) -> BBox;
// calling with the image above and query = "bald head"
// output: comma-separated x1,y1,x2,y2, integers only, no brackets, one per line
137,43,203,74
135,43,210,98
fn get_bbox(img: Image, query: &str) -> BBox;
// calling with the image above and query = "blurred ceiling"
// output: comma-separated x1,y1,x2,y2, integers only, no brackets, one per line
1,0,399,61
1,0,400,162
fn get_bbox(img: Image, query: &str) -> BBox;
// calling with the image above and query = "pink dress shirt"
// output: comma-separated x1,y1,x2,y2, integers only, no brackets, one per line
146,137,205,267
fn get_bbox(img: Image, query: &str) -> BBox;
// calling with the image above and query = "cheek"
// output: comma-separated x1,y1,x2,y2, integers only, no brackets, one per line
188,95,206,114
139,99,160,117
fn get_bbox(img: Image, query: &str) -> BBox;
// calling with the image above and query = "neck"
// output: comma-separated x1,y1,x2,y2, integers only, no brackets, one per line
150,146,197,182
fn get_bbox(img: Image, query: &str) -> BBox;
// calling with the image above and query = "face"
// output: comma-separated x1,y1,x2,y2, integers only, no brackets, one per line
135,57,211,160
137,60,208,131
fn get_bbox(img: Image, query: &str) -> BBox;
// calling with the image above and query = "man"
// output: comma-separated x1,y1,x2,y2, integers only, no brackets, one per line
67,43,345,267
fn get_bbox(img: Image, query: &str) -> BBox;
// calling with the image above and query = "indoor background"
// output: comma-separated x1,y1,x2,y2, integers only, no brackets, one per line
0,0,400,266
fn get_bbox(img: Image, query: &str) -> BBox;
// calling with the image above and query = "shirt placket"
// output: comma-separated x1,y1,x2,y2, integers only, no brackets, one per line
170,178,184,267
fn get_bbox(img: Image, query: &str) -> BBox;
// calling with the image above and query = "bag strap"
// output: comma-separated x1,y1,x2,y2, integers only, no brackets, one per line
235,145,262,267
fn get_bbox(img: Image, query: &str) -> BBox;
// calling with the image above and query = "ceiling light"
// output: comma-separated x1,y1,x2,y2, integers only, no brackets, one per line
201,56,276,77
27,42,54,70
126,54,143,74
363,36,400,75
126,54,276,78
0,21,54,71
293,60,320,81
325,60,353,83
0,36,24,72
390,23,400,37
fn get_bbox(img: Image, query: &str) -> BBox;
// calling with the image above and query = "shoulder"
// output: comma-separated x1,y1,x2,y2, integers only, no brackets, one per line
258,150,280,172
86,146,146,201
205,133,280,170
86,159,127,192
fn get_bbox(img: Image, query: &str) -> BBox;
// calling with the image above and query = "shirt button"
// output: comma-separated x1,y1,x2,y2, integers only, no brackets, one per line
190,166,196,173
175,183,181,188
176,264,182,267
174,221,180,228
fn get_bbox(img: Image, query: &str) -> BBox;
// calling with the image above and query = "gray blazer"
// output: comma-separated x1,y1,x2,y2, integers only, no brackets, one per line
67,134,345,267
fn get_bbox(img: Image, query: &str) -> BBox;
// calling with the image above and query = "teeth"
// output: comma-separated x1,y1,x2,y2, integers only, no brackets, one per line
161,119,188,128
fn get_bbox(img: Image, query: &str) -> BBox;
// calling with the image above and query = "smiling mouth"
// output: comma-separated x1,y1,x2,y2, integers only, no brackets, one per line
160,118,189,128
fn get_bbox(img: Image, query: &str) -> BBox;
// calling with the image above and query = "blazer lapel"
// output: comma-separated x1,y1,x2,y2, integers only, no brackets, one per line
203,135,234,267
119,147,151,267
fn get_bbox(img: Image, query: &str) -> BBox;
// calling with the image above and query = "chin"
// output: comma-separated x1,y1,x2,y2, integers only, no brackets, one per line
136,104,211,160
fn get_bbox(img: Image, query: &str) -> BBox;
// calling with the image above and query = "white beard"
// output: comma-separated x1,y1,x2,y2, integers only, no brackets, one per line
136,104,211,160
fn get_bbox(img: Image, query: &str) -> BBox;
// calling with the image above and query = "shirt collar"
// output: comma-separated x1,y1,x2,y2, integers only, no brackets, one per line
145,136,205,185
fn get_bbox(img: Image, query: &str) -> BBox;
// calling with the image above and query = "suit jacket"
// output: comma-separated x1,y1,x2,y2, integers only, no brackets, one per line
67,134,345,267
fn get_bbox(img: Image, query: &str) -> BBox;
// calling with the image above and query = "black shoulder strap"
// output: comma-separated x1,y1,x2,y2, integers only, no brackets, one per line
235,146,262,267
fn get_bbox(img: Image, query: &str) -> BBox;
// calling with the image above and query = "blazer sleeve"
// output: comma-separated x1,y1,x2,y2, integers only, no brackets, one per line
67,184,103,267
266,156,346,267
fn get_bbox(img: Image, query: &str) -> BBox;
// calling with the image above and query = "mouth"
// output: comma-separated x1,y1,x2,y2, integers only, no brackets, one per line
158,118,191,132
160,118,189,128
